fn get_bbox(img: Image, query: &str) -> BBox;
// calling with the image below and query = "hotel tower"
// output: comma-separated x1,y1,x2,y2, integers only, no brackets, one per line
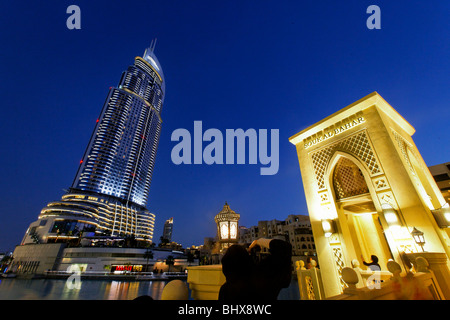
22,43,165,245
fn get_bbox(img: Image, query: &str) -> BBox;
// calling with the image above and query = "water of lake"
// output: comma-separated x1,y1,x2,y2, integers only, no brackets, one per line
0,278,300,300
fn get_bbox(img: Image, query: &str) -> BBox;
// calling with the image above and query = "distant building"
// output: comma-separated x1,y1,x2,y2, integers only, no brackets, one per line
239,214,316,257
429,162,450,204
163,218,174,242
10,244,189,275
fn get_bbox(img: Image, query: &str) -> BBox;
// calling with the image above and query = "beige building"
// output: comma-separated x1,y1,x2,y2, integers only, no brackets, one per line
239,214,316,258
429,162,450,205
289,92,450,298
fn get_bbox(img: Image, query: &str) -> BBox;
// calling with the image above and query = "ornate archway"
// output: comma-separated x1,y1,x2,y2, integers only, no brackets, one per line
289,92,450,297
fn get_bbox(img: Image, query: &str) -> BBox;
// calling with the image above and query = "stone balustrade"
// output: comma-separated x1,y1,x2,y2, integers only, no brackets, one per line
187,253,449,300
328,257,446,300
186,265,225,300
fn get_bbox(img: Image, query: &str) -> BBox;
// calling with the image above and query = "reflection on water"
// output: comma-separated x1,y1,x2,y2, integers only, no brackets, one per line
0,278,168,300
0,278,299,300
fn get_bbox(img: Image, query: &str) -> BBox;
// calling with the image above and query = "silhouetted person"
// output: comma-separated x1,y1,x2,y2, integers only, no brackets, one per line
133,295,153,301
306,257,313,269
362,254,381,271
252,239,293,300
219,239,293,301
219,244,255,301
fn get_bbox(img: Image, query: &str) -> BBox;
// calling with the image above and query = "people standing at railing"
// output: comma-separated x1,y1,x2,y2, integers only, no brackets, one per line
306,257,313,269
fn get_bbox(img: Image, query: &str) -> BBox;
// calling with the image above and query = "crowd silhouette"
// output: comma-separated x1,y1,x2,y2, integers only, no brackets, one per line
219,239,293,301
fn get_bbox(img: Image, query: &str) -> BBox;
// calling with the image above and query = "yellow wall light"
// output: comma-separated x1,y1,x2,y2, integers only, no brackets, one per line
321,219,336,238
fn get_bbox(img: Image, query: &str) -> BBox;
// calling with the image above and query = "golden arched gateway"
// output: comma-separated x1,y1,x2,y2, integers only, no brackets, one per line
289,92,450,298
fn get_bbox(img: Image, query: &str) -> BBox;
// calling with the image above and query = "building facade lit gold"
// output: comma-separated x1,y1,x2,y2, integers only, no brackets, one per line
289,92,450,298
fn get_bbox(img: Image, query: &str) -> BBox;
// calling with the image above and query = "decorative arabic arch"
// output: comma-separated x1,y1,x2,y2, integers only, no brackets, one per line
325,151,375,203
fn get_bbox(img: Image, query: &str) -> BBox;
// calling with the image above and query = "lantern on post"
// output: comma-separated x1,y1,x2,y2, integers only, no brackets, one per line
214,202,240,253
411,227,426,252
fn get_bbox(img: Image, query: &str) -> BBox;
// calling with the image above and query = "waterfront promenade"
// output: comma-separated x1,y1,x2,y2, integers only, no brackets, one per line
42,270,187,281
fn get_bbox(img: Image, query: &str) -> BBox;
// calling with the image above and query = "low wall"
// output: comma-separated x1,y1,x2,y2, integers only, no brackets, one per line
187,265,226,300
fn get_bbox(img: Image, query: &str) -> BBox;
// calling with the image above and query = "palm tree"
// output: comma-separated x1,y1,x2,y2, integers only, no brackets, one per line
186,252,194,266
159,236,169,248
165,255,175,273
143,249,153,272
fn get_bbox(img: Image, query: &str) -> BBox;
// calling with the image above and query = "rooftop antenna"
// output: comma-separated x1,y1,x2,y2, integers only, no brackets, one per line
150,38,157,52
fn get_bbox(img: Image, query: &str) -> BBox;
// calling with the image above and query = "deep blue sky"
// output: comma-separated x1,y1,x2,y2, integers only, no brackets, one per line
0,1,449,252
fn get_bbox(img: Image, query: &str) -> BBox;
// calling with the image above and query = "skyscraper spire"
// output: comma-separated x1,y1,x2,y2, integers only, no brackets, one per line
150,38,157,52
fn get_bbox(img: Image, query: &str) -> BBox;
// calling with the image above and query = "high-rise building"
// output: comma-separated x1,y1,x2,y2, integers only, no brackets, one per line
429,162,450,205
162,218,174,242
22,43,165,245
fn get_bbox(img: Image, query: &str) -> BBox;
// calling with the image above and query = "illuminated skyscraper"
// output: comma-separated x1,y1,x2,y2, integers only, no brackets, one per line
22,43,165,244
162,218,174,242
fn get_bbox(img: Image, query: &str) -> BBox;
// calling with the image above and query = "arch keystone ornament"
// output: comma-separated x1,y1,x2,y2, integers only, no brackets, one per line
289,92,450,298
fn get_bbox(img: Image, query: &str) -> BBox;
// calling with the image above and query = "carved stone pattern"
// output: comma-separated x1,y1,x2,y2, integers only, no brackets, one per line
305,276,316,300
391,130,417,175
320,192,329,203
333,157,370,200
311,131,382,190
399,244,414,254
380,193,392,204
375,179,387,190
332,247,347,289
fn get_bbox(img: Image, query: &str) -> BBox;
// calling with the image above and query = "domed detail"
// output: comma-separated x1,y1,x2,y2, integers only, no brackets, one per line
215,202,240,223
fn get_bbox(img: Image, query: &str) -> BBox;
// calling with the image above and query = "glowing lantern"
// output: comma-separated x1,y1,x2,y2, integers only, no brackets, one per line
214,202,240,252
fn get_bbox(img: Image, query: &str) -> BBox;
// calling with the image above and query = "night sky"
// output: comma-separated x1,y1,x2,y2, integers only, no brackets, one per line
0,1,449,252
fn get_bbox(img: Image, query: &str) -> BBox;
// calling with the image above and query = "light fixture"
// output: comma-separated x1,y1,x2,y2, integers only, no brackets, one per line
214,202,240,252
321,219,336,238
381,203,401,229
411,227,426,252
431,203,450,228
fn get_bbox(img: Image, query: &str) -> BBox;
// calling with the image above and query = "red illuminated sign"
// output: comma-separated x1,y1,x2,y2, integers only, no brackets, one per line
111,265,143,272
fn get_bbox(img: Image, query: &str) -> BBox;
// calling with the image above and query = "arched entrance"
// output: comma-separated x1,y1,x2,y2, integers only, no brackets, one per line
330,156,392,271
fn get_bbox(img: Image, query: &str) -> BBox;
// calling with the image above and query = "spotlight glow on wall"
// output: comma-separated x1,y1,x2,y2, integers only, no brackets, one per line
381,203,401,229
322,219,336,238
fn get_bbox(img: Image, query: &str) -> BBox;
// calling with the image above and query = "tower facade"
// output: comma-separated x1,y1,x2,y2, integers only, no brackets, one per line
162,218,174,242
22,45,165,245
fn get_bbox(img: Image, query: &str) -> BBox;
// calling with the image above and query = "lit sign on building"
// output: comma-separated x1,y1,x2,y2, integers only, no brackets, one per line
111,265,143,272
303,111,365,149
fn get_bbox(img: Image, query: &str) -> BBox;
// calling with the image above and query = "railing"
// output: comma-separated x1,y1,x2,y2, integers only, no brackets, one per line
297,267,325,300
328,258,445,300
43,270,187,280
329,271,444,300
296,255,447,300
